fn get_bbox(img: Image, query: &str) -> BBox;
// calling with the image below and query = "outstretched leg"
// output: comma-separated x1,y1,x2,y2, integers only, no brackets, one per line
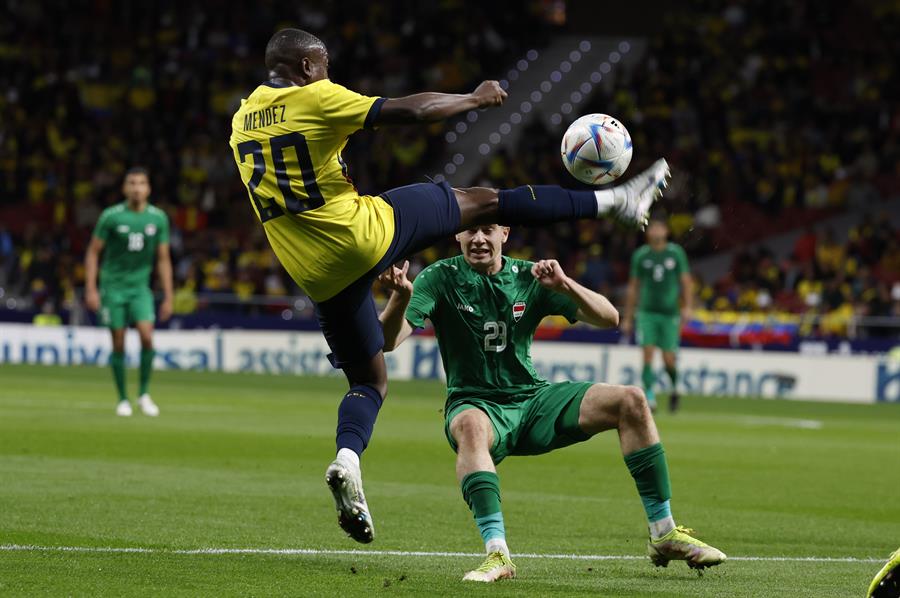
578,383,726,570
453,158,670,230
450,408,516,582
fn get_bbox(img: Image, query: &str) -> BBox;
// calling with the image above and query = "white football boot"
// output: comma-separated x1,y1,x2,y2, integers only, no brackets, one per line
611,158,671,229
325,454,374,543
137,394,160,417
116,400,133,417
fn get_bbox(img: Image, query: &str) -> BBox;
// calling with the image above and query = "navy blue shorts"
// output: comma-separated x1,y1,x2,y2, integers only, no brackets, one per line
315,181,460,368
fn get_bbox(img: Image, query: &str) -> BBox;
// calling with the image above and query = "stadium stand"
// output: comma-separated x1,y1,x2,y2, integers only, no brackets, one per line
0,0,897,341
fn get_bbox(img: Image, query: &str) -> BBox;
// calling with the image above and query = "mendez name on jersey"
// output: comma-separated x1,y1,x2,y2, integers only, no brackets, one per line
242,104,287,131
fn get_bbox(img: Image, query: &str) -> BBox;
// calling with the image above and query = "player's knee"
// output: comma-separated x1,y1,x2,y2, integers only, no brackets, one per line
453,186,499,224
111,332,126,352
343,360,388,399
621,385,649,420
451,410,491,447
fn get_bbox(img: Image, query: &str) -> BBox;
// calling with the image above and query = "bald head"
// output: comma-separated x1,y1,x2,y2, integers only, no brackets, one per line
265,28,329,84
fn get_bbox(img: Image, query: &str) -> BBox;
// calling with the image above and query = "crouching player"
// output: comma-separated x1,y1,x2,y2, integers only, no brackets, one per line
378,224,725,582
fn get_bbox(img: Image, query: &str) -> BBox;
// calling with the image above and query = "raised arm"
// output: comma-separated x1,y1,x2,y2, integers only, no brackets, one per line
157,242,174,321
532,259,619,328
376,80,507,125
377,261,415,351
84,236,104,313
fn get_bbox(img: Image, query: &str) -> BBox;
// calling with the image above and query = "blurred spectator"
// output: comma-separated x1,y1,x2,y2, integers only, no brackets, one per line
1,0,898,342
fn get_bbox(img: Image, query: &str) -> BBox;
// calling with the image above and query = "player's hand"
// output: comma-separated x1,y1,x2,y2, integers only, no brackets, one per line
531,259,569,292
472,80,507,108
159,297,173,322
378,260,413,296
85,289,100,312
681,306,693,322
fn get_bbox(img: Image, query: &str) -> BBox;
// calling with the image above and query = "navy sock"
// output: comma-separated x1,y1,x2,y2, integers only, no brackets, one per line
335,384,384,456
497,185,597,225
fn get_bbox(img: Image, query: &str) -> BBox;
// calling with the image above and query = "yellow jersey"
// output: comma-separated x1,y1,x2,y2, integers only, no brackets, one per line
229,79,393,302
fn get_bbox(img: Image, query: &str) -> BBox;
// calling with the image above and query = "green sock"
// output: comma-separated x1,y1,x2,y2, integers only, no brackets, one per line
110,351,127,402
641,364,655,396
624,443,672,522
666,365,678,389
461,471,506,542
139,349,156,396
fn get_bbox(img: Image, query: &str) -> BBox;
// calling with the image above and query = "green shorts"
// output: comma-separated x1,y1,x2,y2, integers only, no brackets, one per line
636,311,681,352
100,287,155,329
444,381,593,464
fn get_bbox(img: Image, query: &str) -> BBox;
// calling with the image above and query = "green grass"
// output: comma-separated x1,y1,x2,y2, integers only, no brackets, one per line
0,364,897,597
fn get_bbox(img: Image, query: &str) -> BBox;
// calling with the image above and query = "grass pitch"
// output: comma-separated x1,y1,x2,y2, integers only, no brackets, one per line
0,363,897,597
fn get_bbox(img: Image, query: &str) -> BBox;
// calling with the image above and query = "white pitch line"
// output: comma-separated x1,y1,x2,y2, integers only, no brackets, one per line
738,416,824,430
0,544,881,563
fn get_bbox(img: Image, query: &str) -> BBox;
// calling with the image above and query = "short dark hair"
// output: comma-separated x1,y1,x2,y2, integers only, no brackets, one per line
124,166,149,181
265,28,325,71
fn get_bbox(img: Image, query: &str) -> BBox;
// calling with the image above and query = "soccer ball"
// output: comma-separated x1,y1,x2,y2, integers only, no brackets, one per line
560,114,633,185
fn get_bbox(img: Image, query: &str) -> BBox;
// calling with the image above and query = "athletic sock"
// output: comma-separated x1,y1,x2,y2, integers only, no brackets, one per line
666,365,678,390
335,384,384,456
461,471,508,554
110,351,127,402
139,349,155,396
486,537,510,557
497,185,602,225
624,443,674,539
336,447,360,469
642,363,655,394
649,516,676,539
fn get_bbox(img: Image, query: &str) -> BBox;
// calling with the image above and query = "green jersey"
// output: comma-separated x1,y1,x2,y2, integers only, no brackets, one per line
93,202,170,290
630,242,689,314
405,255,579,404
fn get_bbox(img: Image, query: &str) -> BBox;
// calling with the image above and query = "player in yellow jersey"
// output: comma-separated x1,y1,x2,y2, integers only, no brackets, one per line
230,28,672,544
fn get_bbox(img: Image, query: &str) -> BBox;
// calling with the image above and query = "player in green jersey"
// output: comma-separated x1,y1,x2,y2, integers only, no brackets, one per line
378,224,724,582
622,219,693,413
84,168,173,417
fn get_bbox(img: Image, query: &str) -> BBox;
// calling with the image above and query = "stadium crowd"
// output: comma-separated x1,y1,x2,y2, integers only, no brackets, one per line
1,0,898,338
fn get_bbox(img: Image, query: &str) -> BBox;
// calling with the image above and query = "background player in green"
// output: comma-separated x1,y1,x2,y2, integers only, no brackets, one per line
84,167,173,417
378,224,724,582
622,219,693,413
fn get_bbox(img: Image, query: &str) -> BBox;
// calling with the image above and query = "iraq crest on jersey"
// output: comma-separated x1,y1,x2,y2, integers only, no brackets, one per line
512,301,526,322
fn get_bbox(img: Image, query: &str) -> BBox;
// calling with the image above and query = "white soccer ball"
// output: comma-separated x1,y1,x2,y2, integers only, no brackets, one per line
560,113,633,185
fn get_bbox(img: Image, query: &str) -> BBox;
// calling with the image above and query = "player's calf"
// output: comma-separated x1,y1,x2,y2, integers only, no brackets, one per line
577,384,658,452
616,386,659,449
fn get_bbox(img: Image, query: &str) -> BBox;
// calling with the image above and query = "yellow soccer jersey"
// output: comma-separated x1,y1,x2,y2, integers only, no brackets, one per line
229,79,392,302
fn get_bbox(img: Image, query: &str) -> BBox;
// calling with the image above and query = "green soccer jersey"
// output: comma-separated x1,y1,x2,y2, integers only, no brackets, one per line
93,202,170,290
630,242,689,314
405,255,579,403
